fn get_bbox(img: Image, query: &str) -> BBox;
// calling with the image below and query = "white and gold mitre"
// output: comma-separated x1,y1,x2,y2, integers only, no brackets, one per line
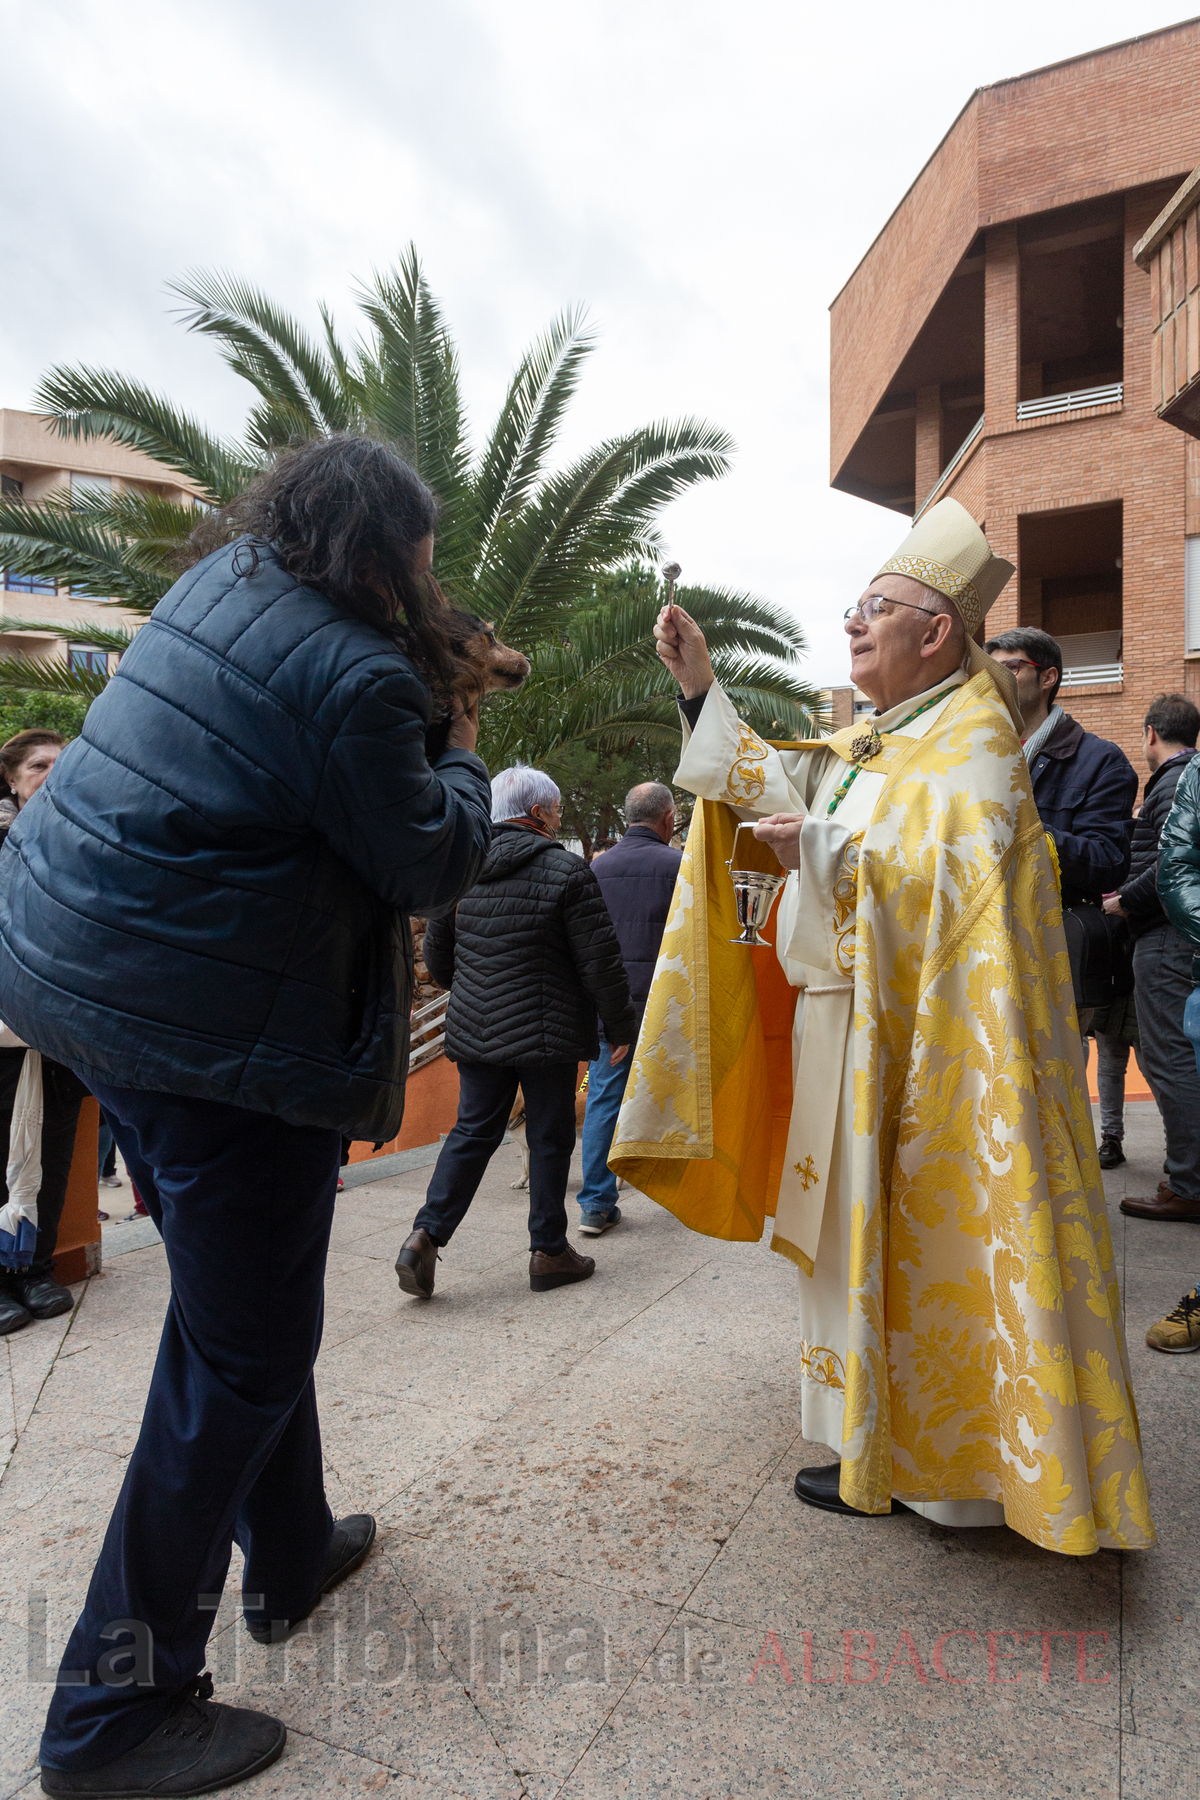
874,497,1021,728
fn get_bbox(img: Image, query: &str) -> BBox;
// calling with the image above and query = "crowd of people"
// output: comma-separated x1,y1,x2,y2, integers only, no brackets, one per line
0,437,1198,1795
980,628,1200,1350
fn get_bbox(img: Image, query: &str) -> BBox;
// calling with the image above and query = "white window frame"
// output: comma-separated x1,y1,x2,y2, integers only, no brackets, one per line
1187,536,1200,655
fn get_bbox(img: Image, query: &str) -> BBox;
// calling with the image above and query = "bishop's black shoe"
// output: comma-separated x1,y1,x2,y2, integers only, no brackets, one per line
244,1513,376,1645
793,1462,908,1517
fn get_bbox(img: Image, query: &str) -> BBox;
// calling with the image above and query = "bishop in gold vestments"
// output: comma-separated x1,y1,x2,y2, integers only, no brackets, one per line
611,500,1154,1556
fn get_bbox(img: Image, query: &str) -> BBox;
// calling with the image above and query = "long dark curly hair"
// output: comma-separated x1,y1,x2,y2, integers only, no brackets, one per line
187,436,457,690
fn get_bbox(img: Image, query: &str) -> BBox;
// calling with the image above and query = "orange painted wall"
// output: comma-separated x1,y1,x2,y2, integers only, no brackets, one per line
1085,1039,1153,1103
346,1054,460,1165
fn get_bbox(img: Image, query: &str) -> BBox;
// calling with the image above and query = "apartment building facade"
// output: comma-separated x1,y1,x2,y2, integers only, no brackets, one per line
829,20,1200,768
0,409,199,675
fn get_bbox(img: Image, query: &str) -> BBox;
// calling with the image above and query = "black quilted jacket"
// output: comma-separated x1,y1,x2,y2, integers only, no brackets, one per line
1119,748,1198,938
424,823,637,1065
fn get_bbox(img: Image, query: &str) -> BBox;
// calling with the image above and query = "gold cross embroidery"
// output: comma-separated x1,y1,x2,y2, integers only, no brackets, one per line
794,1156,818,1191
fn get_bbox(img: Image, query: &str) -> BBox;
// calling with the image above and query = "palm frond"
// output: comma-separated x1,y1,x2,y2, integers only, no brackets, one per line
476,572,820,766
354,249,473,518
472,421,732,640
473,309,595,549
170,270,354,441
0,655,111,701
0,617,139,654
32,367,253,502
63,487,202,572
0,496,169,611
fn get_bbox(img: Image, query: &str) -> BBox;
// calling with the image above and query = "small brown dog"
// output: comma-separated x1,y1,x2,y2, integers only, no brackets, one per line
425,608,530,762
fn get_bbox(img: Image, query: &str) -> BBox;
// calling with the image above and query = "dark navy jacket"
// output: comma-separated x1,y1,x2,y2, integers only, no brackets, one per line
591,824,682,1028
0,541,493,1139
1026,711,1136,908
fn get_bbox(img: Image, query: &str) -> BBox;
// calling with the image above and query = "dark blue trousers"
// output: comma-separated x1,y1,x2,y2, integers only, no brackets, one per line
413,1061,578,1254
40,1087,341,1771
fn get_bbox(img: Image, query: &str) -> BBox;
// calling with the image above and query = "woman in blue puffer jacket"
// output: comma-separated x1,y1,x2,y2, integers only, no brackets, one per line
1,437,493,1797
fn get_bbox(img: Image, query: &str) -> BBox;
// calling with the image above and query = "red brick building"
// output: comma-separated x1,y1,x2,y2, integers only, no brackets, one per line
829,20,1200,767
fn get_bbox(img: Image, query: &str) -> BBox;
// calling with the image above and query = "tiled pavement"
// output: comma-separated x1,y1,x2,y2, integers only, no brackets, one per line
1,1103,1197,1799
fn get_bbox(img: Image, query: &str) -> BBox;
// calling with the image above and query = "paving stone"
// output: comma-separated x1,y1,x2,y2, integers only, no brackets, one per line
0,1110,1193,1795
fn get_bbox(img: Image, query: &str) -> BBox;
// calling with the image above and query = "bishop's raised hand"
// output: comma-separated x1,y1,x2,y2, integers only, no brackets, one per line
654,604,715,701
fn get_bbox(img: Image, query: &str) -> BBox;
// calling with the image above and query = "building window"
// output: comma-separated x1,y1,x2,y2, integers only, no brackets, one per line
1018,502,1124,685
2,570,56,594
1187,537,1200,656
68,647,109,677
1018,197,1124,404
70,473,113,504
1,475,23,499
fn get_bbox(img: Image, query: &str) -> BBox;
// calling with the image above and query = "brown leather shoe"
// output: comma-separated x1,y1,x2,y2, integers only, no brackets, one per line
1120,1186,1200,1221
530,1243,595,1292
395,1228,439,1299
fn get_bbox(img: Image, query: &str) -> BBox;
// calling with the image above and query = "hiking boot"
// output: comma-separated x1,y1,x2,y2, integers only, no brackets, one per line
1120,1186,1200,1222
1097,1135,1125,1170
579,1206,621,1237
39,1671,285,1796
530,1243,595,1291
1146,1287,1200,1354
16,1271,74,1320
245,1514,377,1644
395,1228,439,1299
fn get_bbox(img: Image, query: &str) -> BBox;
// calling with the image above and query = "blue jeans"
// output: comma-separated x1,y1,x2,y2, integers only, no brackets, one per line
577,1043,631,1219
1186,985,1200,1080
41,1086,340,1771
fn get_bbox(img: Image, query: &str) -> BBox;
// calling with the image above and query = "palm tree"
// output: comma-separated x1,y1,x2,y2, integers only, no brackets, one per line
481,567,816,767
0,248,820,745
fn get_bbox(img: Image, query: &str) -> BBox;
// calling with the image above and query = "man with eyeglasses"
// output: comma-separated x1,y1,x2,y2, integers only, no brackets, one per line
984,626,1137,1167
608,497,1152,1559
983,626,1136,919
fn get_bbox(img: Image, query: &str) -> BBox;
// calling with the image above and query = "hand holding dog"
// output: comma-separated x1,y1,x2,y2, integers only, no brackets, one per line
445,695,480,755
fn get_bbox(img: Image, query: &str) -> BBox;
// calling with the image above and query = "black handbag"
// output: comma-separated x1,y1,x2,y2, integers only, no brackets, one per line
1062,903,1134,1010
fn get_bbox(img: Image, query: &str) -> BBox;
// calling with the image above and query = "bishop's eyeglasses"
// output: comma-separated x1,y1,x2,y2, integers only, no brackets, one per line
843,593,936,624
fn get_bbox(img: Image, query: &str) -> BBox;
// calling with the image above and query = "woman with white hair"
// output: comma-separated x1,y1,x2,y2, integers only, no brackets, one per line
396,766,637,1298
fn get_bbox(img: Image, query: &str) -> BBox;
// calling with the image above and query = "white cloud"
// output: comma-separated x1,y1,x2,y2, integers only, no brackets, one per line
0,0,1183,682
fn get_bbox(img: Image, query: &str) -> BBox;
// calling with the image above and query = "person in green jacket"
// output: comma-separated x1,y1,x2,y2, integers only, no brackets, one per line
1146,755,1200,1352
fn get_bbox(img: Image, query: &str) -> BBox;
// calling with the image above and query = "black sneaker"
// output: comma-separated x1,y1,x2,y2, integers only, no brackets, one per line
1098,1136,1126,1170
40,1672,285,1796
245,1513,376,1644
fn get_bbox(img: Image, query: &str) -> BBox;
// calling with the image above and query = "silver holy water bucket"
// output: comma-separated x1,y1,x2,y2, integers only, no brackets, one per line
726,822,786,948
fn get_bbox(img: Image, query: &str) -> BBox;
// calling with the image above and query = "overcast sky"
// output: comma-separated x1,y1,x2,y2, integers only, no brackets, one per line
0,0,1189,684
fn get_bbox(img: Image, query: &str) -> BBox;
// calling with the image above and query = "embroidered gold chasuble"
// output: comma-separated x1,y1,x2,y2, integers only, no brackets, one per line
610,669,1154,1556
